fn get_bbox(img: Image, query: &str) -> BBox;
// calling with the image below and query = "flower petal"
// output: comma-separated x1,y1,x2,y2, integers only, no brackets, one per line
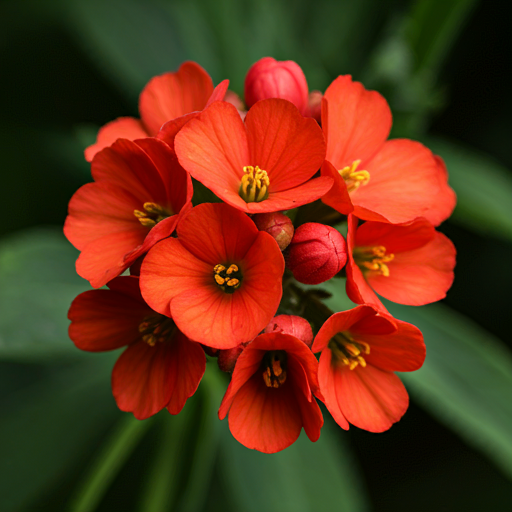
85,117,148,162
139,61,213,135
335,364,409,432
320,160,354,215
323,76,392,169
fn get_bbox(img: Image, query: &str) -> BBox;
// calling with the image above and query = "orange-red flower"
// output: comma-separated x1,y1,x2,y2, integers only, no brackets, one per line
320,75,456,225
68,276,205,420
85,61,228,161
174,99,332,214
312,305,425,432
346,215,456,311
64,137,192,288
139,203,285,349
219,332,323,453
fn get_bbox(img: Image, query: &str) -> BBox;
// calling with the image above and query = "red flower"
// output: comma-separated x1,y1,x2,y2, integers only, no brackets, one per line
85,61,228,161
312,305,425,432
245,57,310,115
219,332,323,453
68,276,205,420
264,314,314,348
174,99,332,214
140,203,285,349
64,138,192,288
320,76,456,225
346,215,456,311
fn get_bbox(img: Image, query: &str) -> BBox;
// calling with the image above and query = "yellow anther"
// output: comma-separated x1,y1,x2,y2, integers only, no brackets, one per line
354,246,394,277
329,332,371,370
142,334,156,346
349,360,359,370
138,218,157,228
226,264,239,275
338,160,370,192
134,202,171,227
214,264,226,273
214,274,226,285
239,165,270,203
357,356,367,368
344,343,361,357
358,341,371,355
133,210,146,218
226,278,240,288
143,202,164,215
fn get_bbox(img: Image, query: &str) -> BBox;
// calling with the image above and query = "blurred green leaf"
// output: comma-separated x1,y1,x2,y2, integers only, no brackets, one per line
220,417,368,512
0,228,88,360
426,137,512,241
320,281,512,480
67,0,185,99
70,414,153,512
0,360,118,512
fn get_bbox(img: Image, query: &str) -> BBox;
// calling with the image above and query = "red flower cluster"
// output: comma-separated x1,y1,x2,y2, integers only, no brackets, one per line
66,58,456,453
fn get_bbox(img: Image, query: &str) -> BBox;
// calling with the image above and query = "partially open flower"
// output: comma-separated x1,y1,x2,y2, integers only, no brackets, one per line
244,57,309,115
253,212,294,251
140,203,285,349
312,304,425,432
287,223,347,285
68,276,205,419
219,332,323,453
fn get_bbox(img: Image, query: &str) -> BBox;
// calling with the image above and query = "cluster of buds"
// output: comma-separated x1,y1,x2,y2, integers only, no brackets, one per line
66,58,456,453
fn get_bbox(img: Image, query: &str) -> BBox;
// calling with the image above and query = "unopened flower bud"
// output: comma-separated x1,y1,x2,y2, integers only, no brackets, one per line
218,344,246,373
307,90,323,123
265,315,313,347
287,223,347,285
253,212,294,251
244,57,309,115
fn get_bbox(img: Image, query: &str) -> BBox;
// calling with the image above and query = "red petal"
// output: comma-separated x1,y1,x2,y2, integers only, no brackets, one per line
245,99,326,192
205,79,229,106
157,113,198,150
323,76,391,169
68,280,151,352
227,372,303,453
293,375,323,442
424,155,457,226
139,61,213,135
84,117,148,162
353,140,444,224
174,101,250,201
318,349,349,430
355,218,436,254
320,160,354,215
176,203,259,263
362,320,425,372
368,232,456,305
335,364,409,432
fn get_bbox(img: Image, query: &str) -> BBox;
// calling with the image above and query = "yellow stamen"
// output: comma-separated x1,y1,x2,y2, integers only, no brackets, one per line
214,275,226,285
139,315,177,347
239,165,270,203
213,262,242,293
338,160,370,192
353,245,394,277
262,351,287,387
226,264,239,275
133,202,172,227
329,332,371,370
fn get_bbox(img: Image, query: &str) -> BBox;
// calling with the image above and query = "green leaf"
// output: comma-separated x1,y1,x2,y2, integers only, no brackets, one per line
0,360,118,512
0,228,89,360
69,414,153,512
320,281,512,480
426,137,512,241
220,417,369,512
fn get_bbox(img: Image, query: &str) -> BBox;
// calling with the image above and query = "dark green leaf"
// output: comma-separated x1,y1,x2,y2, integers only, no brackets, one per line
0,228,88,360
426,137,512,241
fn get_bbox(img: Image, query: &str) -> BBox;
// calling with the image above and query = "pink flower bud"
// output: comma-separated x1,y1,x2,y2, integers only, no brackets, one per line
287,223,347,285
253,212,294,251
218,344,246,373
244,57,309,115
264,315,313,347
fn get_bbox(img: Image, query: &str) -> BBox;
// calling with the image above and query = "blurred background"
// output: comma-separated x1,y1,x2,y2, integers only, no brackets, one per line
1,0,512,510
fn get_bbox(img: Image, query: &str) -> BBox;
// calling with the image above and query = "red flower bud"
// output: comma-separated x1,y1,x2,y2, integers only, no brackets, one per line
253,212,294,251
287,223,347,285
218,344,246,373
244,57,309,115
264,315,313,348
307,90,323,123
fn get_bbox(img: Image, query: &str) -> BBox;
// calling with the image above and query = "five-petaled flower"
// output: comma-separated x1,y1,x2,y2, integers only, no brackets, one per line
68,276,205,420
312,304,425,432
140,203,285,349
219,331,324,453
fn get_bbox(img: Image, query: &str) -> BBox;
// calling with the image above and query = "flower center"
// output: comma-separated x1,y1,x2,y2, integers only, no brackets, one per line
353,245,394,277
134,202,172,228
138,315,177,347
239,166,270,203
262,350,287,388
213,263,242,293
329,332,370,370
338,160,370,193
